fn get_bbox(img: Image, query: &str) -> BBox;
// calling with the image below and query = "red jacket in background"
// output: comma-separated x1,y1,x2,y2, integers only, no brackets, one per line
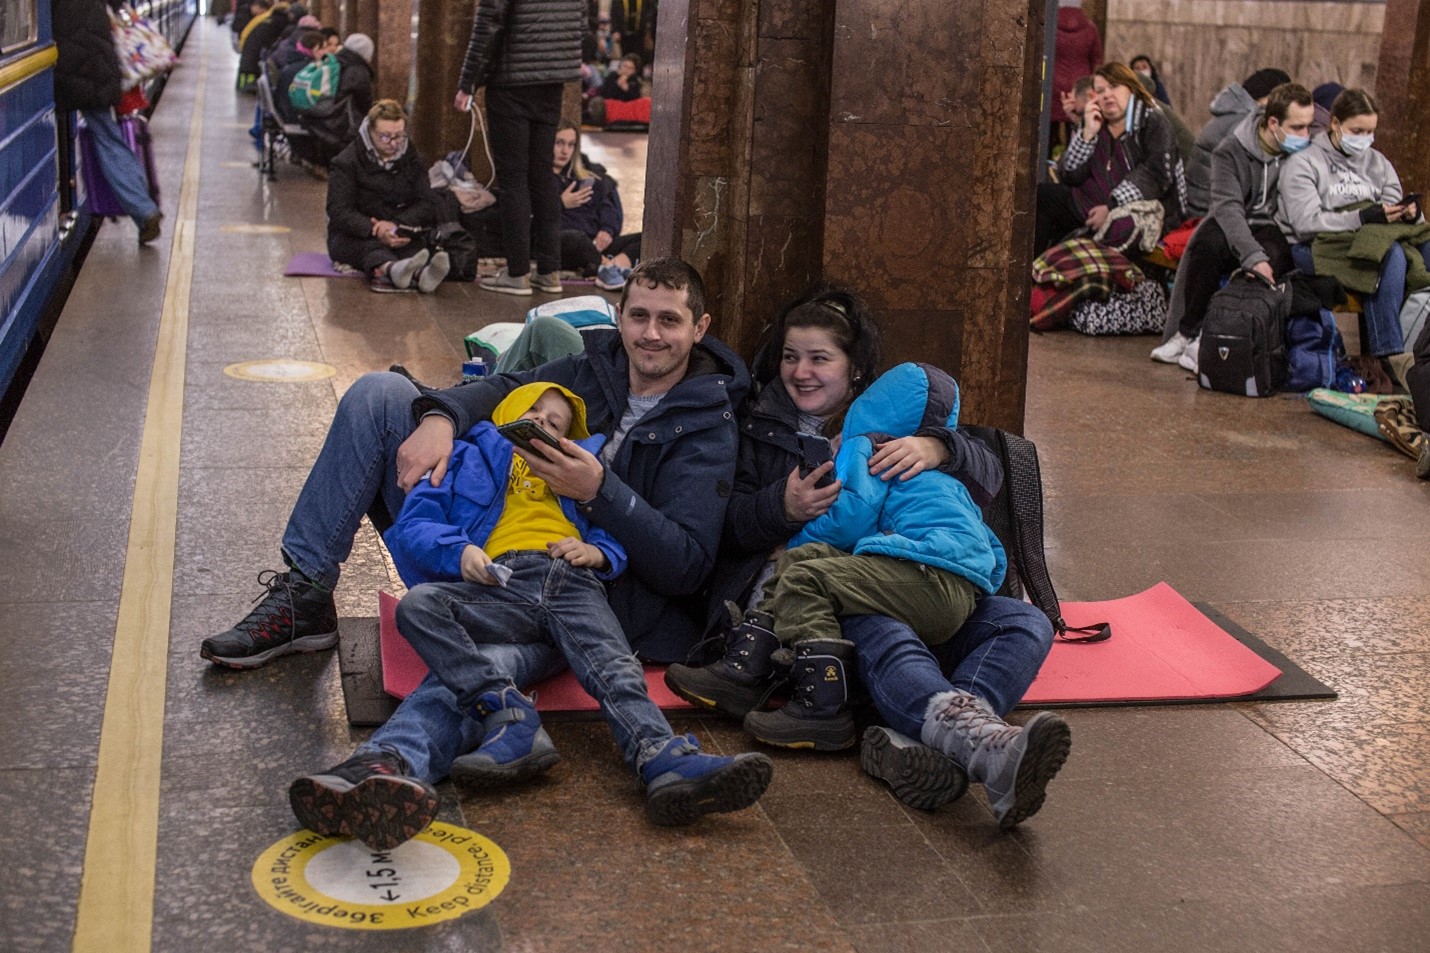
1052,7,1103,123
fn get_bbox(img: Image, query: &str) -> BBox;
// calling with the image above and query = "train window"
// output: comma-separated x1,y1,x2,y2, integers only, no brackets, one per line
0,0,38,55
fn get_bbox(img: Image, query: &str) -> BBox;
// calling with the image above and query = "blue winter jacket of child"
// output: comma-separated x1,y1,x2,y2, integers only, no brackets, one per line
789,362,1007,594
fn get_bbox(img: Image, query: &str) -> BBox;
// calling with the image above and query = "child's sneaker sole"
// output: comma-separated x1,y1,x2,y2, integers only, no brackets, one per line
645,753,774,827
449,749,561,789
997,712,1071,829
200,630,338,670
860,726,968,810
288,772,439,851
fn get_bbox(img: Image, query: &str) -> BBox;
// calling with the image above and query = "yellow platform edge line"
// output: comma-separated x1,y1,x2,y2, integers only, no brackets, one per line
71,46,207,953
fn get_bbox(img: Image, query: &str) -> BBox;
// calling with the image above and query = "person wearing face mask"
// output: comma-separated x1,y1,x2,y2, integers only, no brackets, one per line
1153,83,1315,369
1277,88,1429,362
1129,55,1171,107
1036,62,1187,254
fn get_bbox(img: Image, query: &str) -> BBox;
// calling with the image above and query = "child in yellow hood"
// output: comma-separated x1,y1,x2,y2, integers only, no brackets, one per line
289,382,773,850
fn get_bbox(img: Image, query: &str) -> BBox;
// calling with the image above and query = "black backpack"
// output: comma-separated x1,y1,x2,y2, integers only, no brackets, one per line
1407,314,1430,434
1197,270,1293,397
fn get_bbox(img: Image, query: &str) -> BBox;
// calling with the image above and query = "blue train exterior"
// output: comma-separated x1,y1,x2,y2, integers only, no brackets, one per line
0,0,196,409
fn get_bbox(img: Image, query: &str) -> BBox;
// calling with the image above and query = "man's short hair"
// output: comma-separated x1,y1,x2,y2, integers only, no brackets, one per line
1071,76,1095,98
1262,83,1313,124
618,258,707,322
367,99,406,125
297,29,322,50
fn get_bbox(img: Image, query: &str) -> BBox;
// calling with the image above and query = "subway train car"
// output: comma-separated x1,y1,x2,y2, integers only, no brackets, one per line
0,0,196,430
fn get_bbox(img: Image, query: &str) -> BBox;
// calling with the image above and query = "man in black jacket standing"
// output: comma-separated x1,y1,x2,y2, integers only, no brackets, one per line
454,0,585,297
54,0,162,245
326,99,450,293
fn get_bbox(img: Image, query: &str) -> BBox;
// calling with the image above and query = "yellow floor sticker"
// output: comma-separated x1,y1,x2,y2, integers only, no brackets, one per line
219,223,292,234
252,823,510,930
225,359,336,382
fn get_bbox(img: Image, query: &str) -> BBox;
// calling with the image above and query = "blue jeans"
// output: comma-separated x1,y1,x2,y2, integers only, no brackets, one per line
81,108,158,227
388,554,676,774
1292,241,1428,357
841,595,1055,737
280,372,419,589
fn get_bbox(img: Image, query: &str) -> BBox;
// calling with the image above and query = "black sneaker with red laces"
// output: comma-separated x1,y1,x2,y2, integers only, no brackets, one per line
199,569,338,670
289,747,439,851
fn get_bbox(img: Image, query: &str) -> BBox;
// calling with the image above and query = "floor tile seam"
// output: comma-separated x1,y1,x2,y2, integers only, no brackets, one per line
1227,733,1430,824
762,823,888,931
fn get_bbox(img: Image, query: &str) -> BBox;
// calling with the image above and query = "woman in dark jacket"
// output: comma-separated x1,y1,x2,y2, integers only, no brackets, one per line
666,285,1065,826
553,121,641,279
53,0,162,243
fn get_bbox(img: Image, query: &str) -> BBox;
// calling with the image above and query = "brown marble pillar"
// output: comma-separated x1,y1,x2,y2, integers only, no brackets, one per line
821,0,1043,433
375,0,414,105
648,0,1042,431
1376,0,1430,195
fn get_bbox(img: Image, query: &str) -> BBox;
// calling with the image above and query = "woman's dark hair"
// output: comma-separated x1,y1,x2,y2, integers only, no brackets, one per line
1330,87,1378,124
749,284,882,435
1130,55,1158,80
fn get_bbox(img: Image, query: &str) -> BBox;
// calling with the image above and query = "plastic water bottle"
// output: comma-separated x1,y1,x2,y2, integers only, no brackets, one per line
1333,366,1366,394
461,356,487,383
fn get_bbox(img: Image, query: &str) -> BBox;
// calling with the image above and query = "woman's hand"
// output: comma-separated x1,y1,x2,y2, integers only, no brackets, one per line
594,230,613,252
561,181,593,209
868,435,948,482
1386,202,1409,223
1085,204,1110,231
460,544,497,584
549,537,608,569
783,464,840,522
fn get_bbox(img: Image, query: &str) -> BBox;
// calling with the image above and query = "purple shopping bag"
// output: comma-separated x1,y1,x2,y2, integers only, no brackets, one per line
76,115,159,218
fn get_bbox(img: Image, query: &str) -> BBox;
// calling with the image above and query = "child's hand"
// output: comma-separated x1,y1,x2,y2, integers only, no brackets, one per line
460,544,498,584
869,435,949,482
549,537,608,570
784,465,841,522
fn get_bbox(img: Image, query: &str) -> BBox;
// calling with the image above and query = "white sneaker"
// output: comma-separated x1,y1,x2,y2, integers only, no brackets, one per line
1151,332,1195,364
1177,336,1201,373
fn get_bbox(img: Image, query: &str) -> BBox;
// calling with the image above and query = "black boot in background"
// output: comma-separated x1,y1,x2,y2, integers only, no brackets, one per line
743,637,858,751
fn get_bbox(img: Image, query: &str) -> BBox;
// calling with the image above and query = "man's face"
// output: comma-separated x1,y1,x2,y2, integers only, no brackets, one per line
371,118,407,160
520,389,574,440
1092,77,1130,123
1267,102,1315,149
617,280,710,393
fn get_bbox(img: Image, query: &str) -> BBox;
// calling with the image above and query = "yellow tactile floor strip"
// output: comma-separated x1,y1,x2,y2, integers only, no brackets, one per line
71,46,207,953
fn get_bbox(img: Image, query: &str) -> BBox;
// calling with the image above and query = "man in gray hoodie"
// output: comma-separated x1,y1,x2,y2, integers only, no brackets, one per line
1153,83,1315,368
1184,68,1291,218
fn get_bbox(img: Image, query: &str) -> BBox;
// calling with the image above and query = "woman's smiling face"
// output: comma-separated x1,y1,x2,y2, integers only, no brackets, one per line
780,325,854,419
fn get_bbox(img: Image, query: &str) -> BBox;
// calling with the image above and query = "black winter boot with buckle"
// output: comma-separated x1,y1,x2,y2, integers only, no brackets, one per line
664,604,781,718
742,637,858,751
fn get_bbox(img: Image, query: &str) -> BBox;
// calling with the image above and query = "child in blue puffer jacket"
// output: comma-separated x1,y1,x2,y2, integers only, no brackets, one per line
740,362,1008,752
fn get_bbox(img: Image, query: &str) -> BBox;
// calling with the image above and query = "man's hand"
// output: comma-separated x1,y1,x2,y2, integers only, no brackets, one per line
869,435,949,483
454,90,473,113
594,230,613,252
460,544,497,584
1060,89,1081,121
373,220,409,248
1085,204,1110,231
561,181,593,209
783,464,841,522
515,438,604,501
397,415,456,492
1081,100,1103,140
548,536,608,569
1251,260,1275,283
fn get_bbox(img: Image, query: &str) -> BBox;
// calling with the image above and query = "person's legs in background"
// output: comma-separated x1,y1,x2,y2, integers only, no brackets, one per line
560,229,602,275
1364,243,1409,357
1034,182,1084,255
81,108,161,243
523,86,564,284
484,87,535,290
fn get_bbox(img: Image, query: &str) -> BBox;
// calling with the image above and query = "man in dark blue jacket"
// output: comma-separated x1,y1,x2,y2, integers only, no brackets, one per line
200,258,749,778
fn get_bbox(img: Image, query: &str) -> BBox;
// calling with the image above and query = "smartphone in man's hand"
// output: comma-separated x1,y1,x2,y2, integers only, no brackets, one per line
497,419,566,456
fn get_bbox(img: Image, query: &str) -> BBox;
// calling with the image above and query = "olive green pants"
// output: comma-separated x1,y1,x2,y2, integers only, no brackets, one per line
757,542,978,647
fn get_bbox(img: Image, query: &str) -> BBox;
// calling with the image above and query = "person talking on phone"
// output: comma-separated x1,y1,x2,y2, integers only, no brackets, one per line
455,0,585,297
326,99,453,294
666,286,1069,829
552,120,642,288
1034,61,1187,254
1152,83,1315,371
1276,87,1429,367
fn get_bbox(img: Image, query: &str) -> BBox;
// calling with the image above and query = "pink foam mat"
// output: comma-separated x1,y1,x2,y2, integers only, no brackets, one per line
379,591,692,711
1021,582,1282,703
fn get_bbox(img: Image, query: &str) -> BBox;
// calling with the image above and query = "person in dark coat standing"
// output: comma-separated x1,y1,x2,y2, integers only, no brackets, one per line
326,100,451,293
53,0,162,244
455,0,585,297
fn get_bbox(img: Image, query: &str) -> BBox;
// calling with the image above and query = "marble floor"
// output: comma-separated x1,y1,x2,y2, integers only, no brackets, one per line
0,20,1425,953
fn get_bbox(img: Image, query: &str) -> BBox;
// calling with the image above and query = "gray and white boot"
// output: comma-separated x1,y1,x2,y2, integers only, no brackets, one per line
920,690,1070,828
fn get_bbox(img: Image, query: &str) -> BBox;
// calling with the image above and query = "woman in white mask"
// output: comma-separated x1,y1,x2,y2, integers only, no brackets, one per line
1277,88,1426,361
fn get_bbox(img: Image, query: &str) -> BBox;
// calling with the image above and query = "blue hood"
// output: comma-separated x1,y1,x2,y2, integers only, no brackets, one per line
843,362,959,441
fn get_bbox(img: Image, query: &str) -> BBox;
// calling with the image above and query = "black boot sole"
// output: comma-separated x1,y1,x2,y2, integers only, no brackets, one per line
645,753,774,827
742,709,856,752
1000,713,1072,829
663,665,768,719
289,773,439,851
860,726,969,810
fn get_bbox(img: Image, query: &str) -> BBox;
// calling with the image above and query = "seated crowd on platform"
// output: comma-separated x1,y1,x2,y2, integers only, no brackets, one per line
1038,51,1430,447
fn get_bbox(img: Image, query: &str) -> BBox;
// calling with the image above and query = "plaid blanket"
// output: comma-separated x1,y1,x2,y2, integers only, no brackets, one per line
1031,238,1143,330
